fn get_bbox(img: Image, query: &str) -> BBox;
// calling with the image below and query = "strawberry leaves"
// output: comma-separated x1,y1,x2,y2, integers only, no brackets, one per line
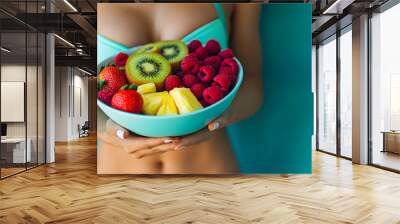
120,84,137,90
97,79,106,90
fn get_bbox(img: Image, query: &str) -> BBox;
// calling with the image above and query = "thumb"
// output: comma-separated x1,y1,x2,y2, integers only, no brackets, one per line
106,119,129,139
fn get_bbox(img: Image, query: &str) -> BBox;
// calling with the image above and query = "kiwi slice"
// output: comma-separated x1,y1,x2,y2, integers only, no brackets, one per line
125,53,171,89
156,40,188,67
135,43,160,55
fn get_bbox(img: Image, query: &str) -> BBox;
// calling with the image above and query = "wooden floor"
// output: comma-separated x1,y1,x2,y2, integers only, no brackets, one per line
373,150,400,171
1,135,400,224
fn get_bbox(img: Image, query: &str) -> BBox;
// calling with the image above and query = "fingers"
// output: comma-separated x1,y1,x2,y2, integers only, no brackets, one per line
131,143,177,159
104,119,180,153
106,119,129,139
139,137,179,149
174,129,211,150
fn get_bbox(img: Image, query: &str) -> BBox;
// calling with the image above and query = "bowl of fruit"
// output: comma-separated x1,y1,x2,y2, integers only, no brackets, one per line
97,39,243,137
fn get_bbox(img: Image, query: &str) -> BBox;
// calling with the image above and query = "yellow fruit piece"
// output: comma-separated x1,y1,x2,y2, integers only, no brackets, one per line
141,91,168,115
169,88,203,114
137,83,156,94
157,94,178,116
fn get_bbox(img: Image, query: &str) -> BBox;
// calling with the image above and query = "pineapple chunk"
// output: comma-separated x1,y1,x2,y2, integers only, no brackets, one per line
169,88,203,114
141,91,168,115
157,94,178,116
137,82,156,94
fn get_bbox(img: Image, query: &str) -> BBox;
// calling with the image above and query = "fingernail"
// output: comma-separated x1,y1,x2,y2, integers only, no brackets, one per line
174,145,184,150
210,122,220,131
116,129,125,139
163,139,173,144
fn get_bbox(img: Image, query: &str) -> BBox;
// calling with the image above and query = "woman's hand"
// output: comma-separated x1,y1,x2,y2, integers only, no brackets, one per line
98,119,180,159
98,115,231,159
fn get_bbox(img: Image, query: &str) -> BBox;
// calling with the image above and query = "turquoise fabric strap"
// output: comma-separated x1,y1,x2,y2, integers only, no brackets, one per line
213,3,227,33
97,35,129,63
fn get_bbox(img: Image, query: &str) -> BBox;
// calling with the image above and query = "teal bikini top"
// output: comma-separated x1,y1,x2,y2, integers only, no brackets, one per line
97,3,228,63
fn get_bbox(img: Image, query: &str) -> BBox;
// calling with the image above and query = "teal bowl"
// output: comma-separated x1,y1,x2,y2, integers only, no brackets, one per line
97,49,243,137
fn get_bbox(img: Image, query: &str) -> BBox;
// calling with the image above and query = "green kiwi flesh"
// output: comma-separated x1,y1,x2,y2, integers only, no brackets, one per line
135,43,160,55
156,40,188,66
125,53,171,89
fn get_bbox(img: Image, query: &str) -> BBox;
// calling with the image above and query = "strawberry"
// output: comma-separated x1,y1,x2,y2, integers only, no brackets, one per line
98,66,128,92
111,90,143,113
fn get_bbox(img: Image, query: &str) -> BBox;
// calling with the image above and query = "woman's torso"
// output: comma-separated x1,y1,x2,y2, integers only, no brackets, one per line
97,3,238,174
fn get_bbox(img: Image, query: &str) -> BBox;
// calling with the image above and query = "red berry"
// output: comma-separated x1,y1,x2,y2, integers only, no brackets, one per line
188,40,202,53
97,87,114,105
114,52,129,67
111,90,143,113
213,73,233,92
203,86,224,105
190,83,206,100
182,74,199,87
165,75,182,91
219,49,234,59
98,66,128,92
220,58,239,79
204,56,222,70
194,46,208,60
181,56,201,74
205,39,221,56
218,66,235,81
197,65,215,83
210,82,227,96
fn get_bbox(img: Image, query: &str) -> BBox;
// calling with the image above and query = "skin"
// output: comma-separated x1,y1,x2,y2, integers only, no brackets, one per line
97,3,263,174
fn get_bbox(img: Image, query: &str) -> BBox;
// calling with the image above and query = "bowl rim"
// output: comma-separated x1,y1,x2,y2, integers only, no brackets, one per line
97,50,243,120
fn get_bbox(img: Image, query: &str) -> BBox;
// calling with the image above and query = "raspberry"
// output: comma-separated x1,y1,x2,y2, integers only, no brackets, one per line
218,66,235,81
211,81,229,96
197,65,215,83
181,56,201,74
204,56,222,70
194,46,208,60
190,83,205,100
188,40,202,53
165,75,182,91
203,86,224,105
219,48,234,59
213,73,233,92
114,52,129,67
220,58,239,79
97,87,115,105
205,39,221,56
187,53,199,60
182,74,199,87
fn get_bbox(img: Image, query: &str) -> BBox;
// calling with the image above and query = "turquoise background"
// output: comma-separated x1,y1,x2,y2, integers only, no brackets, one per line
227,3,313,173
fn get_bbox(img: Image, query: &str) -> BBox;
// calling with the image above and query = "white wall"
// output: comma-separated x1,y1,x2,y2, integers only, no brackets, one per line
312,45,316,150
54,67,89,141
